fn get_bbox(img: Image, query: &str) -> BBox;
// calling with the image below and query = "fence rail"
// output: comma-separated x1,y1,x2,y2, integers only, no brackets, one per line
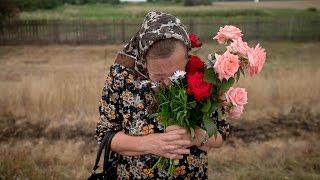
0,17,319,45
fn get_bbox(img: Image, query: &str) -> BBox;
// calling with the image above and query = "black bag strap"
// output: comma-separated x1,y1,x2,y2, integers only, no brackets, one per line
91,130,120,174
103,131,118,172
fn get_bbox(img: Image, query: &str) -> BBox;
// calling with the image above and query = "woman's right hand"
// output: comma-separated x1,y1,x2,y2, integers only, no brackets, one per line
143,127,192,160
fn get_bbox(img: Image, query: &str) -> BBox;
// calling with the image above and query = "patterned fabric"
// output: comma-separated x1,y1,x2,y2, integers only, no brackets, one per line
117,11,191,79
94,11,231,179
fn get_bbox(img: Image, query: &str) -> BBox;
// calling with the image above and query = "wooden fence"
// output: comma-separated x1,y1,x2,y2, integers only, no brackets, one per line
0,17,319,45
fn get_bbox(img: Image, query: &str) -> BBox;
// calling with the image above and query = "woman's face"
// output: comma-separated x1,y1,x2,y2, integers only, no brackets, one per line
146,42,188,86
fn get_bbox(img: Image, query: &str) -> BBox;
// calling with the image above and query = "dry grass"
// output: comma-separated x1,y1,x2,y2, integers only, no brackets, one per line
0,45,120,127
0,41,319,179
0,42,319,127
0,138,94,179
0,135,319,179
208,134,320,179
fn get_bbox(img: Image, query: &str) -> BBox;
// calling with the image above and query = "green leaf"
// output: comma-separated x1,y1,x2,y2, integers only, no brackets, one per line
176,111,183,124
219,77,235,91
212,124,218,138
210,101,219,113
189,101,197,108
204,68,219,85
203,115,215,137
189,127,195,140
201,100,211,113
149,113,157,119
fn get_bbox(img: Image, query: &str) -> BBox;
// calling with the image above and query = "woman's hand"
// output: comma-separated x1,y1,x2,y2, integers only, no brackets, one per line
143,125,192,160
165,125,200,147
165,125,224,152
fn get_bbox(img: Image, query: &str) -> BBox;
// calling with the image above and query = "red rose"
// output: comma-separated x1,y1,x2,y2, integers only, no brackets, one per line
189,33,202,48
187,72,212,102
186,55,205,74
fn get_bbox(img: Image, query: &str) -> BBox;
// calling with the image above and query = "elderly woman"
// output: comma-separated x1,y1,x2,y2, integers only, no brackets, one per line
95,11,230,179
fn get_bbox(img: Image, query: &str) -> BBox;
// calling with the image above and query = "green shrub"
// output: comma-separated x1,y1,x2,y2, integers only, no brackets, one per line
184,0,212,6
12,0,62,10
0,0,20,19
40,0,63,9
306,7,317,12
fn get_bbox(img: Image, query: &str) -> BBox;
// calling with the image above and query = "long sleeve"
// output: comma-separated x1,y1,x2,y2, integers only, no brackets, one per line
94,64,126,145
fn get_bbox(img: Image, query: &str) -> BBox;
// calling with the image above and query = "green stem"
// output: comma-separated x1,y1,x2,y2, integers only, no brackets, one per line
151,157,163,171
168,159,174,180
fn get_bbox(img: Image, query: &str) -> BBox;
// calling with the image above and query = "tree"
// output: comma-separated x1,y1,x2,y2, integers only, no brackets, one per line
184,0,212,6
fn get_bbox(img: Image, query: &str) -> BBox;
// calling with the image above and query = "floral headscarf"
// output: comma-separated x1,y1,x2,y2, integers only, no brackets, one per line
117,11,191,79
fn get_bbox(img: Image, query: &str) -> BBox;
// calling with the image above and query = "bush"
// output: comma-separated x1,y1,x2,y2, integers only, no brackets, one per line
63,0,119,5
0,0,20,19
12,0,62,10
40,0,63,9
147,0,182,3
306,7,317,12
184,0,212,6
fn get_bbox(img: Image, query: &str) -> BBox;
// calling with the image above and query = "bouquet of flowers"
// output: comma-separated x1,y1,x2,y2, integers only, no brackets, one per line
151,25,267,178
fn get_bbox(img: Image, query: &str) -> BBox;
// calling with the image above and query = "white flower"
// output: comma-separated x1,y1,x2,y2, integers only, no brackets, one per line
150,81,160,89
208,53,214,61
169,70,186,82
206,53,216,69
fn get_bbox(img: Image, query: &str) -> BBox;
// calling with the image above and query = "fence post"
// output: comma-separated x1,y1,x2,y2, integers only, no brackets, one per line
112,19,116,44
0,20,4,45
32,20,39,42
189,18,194,32
255,18,259,40
0,18,319,45
288,17,294,40
53,19,60,44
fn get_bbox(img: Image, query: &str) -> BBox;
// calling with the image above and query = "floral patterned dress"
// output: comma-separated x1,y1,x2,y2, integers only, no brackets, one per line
95,63,231,179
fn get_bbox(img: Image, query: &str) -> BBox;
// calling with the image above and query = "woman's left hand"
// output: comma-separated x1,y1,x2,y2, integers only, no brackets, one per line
165,125,198,148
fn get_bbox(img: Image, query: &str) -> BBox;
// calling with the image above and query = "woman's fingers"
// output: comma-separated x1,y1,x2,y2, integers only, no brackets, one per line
169,148,190,155
151,129,193,159
162,147,190,159
163,152,183,160
168,140,192,147
163,145,180,151
162,130,191,141
168,128,188,135
165,125,184,132
162,134,184,141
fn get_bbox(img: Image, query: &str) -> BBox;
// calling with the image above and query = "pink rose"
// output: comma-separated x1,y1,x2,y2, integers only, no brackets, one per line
225,87,248,106
213,25,243,44
214,50,240,81
228,105,244,119
227,38,251,58
247,43,266,77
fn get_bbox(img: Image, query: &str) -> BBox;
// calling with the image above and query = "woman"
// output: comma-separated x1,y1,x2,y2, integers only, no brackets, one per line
95,11,230,179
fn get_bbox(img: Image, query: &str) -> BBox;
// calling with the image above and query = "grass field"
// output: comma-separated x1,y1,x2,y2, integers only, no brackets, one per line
19,1,320,20
0,41,319,179
0,41,319,122
2,1,320,179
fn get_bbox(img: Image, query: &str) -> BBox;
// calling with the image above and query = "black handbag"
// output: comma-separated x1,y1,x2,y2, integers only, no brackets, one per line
88,131,119,180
